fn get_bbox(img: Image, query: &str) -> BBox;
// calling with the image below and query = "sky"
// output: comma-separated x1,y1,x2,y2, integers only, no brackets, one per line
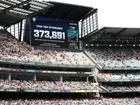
40,0,140,29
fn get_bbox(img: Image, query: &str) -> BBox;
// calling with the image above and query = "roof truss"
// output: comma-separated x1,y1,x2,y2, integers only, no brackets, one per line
0,0,53,26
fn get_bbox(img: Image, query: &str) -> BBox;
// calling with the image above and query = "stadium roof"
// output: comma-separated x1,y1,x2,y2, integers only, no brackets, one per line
42,1,96,21
0,0,52,27
83,27,140,43
0,0,96,27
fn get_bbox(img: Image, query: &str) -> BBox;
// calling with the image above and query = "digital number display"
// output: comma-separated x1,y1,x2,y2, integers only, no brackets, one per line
33,29,65,40
31,17,78,48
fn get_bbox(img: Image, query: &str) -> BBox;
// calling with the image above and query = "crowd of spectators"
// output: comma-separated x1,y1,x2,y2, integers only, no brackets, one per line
0,98,139,105
103,86,140,92
99,73,140,81
0,80,97,90
0,32,93,66
89,48,140,68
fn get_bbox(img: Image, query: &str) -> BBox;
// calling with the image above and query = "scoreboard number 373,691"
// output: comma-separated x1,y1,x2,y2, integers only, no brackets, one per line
33,29,66,40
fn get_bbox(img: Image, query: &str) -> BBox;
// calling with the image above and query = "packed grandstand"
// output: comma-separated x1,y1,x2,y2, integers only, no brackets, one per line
0,30,92,66
0,0,139,105
0,98,140,105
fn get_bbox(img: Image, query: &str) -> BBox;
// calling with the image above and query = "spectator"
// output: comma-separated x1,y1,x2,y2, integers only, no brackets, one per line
0,98,139,105
89,48,140,68
0,32,93,66
0,80,98,90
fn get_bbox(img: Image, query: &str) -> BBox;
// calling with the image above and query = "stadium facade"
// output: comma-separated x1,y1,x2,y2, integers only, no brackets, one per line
0,0,139,105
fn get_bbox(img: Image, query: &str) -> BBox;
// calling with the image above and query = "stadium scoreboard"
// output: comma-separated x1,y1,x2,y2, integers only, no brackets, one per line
30,17,78,48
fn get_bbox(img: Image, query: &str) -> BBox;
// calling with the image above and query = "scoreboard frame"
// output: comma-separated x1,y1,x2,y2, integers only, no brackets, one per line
30,16,78,48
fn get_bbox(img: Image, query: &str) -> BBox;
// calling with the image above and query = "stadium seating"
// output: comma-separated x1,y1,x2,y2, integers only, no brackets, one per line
1,0,140,104
0,31,93,66
0,80,97,90
103,86,140,91
89,48,140,68
99,73,140,82
0,98,139,105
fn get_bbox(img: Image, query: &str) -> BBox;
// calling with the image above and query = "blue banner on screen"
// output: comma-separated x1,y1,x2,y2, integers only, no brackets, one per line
67,23,78,41
67,23,79,48
31,17,78,48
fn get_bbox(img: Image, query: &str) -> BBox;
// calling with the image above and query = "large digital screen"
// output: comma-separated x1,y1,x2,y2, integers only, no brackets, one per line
30,17,78,48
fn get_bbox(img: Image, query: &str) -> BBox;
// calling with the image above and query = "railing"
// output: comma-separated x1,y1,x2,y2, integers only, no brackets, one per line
100,89,140,93
103,67,140,70
0,88,99,93
98,79,140,82
83,51,103,69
